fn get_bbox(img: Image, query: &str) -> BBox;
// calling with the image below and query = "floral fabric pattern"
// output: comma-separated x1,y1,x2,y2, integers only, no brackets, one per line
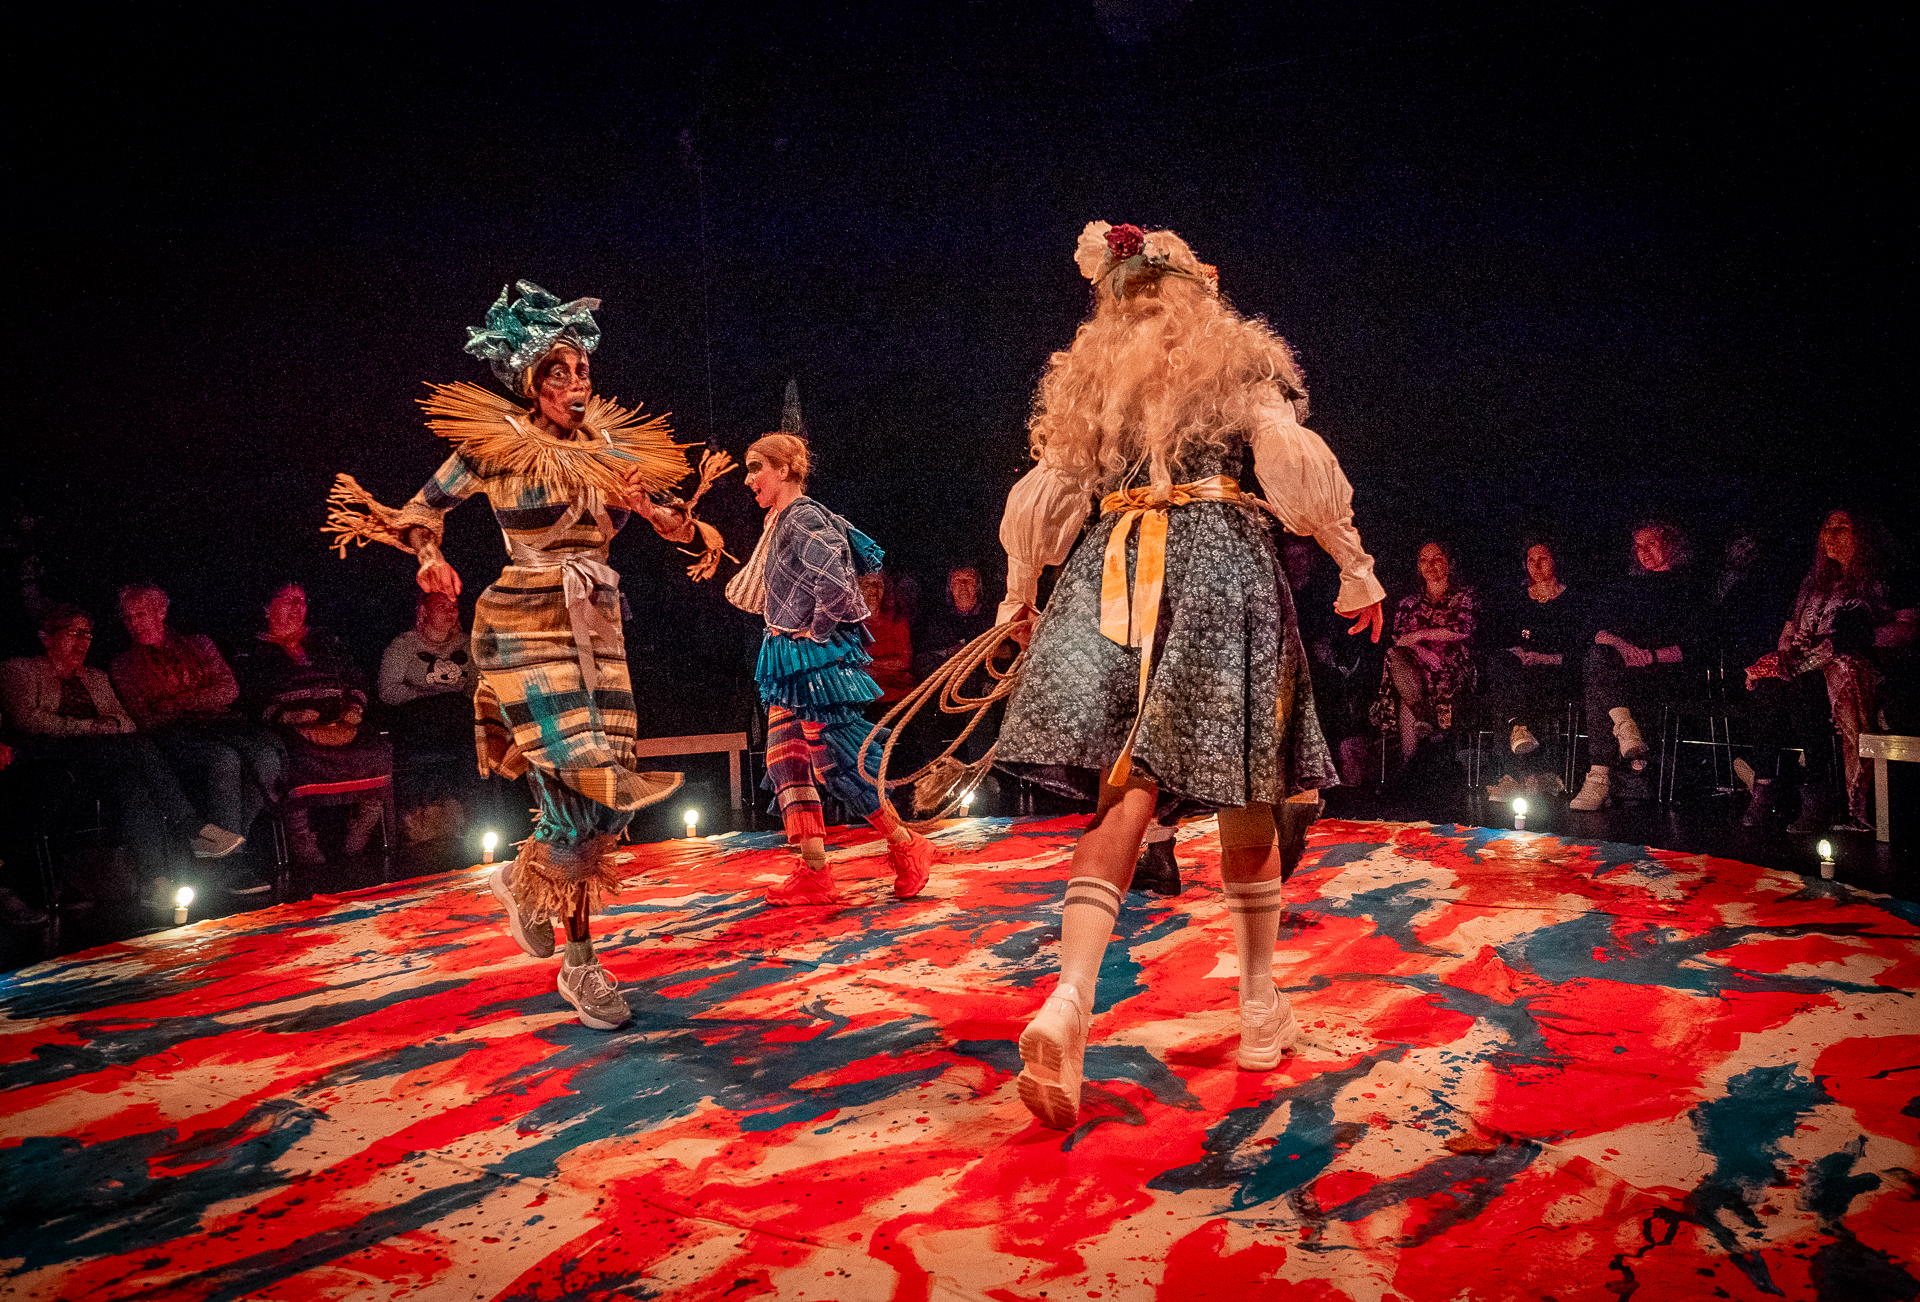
1370,586,1478,730
997,446,1335,810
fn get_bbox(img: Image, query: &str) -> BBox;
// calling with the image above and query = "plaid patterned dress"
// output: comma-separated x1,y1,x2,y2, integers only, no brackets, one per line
394,450,680,844
728,498,890,840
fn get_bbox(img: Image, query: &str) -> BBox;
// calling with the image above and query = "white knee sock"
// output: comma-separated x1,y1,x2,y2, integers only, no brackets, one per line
1223,877,1286,1005
1058,876,1123,1010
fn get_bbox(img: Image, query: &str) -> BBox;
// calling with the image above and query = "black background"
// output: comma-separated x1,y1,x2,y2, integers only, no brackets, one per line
9,1,1908,723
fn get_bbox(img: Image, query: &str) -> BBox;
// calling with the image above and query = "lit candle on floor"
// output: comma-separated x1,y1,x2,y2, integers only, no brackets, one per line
482,831,498,865
173,885,194,927
960,788,975,815
1818,838,1835,880
684,808,700,839
1511,797,1528,832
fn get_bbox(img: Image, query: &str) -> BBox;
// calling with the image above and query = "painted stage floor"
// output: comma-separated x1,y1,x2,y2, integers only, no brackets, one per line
2,818,1916,1302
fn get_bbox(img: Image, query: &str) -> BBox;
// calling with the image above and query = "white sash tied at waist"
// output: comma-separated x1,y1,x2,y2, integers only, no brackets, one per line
508,498,623,692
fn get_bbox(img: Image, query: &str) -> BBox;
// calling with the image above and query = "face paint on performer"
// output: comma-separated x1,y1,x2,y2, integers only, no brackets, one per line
744,455,790,511
534,345,591,433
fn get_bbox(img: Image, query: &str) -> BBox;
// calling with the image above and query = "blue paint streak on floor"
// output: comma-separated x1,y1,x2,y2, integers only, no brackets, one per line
1499,912,1894,997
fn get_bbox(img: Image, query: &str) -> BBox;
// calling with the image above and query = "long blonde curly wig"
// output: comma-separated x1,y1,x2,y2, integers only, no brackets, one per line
1030,226,1308,492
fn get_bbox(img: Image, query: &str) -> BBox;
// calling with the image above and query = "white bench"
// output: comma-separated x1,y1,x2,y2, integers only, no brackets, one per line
630,732,752,810
1858,734,1919,843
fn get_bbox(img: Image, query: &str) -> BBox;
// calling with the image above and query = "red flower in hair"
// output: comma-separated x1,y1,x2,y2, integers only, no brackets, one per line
1105,224,1145,261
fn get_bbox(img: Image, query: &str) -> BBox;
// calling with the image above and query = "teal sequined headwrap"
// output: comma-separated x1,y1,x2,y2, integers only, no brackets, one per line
464,280,602,396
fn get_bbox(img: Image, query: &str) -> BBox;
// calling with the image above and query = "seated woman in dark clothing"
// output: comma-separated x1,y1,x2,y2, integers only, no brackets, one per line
233,582,391,865
1480,538,1590,767
1742,510,1901,832
377,590,480,841
1370,541,1476,765
1571,521,1704,810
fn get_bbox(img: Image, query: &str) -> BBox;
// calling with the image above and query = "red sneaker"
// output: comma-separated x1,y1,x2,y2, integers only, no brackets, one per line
765,865,842,907
887,832,935,899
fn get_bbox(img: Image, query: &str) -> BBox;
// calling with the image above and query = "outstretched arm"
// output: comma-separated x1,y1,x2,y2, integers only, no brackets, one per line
1248,389,1385,642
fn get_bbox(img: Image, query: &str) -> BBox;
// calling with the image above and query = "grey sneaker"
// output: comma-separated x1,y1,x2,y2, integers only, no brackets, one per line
557,960,632,1031
488,864,554,959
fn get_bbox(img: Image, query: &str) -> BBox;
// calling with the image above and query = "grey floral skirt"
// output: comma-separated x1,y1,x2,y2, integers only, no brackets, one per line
997,498,1335,811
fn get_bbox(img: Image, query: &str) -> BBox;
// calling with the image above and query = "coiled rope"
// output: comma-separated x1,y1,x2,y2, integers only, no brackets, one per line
857,618,1030,825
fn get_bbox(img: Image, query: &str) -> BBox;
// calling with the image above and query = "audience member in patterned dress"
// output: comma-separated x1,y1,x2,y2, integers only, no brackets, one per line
1371,541,1477,765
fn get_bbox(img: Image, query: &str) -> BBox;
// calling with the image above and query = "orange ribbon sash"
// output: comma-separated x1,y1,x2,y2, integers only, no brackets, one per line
1096,475,1244,785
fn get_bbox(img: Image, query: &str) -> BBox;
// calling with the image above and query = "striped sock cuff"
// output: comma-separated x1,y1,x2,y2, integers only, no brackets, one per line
1063,875,1123,920
1224,877,1287,915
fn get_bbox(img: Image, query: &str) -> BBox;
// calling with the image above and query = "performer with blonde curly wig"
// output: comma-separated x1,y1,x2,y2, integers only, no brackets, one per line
996,223,1385,1128
726,432,936,905
325,281,730,1031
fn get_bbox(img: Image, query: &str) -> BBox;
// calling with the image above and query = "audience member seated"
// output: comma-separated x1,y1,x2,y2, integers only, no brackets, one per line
1,604,210,908
1711,527,1792,674
0,722,51,925
378,591,480,843
1479,538,1590,769
1742,510,1901,832
858,572,914,717
1283,534,1366,764
111,583,281,894
913,564,995,679
1370,541,1476,766
1571,522,1705,810
912,563,1001,773
234,582,392,866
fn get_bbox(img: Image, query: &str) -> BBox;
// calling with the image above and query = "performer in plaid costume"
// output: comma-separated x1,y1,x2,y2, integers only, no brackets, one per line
726,433,936,906
327,282,725,1030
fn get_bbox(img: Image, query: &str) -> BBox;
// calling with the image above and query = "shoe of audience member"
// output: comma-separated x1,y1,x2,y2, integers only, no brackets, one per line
1510,725,1540,756
1741,777,1778,827
887,831,935,899
1132,836,1182,896
1017,982,1090,1130
0,886,49,927
1238,990,1300,1070
557,959,632,1031
224,870,273,898
1276,796,1324,883
488,863,555,959
1612,715,1649,761
1786,788,1833,834
766,863,843,906
1829,813,1874,834
191,824,246,859
1569,767,1611,811
342,799,384,855
283,809,326,866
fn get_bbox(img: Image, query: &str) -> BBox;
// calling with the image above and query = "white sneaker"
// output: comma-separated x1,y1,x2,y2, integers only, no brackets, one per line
1017,983,1090,1130
1510,725,1539,755
1238,992,1299,1070
557,960,632,1031
1569,769,1611,811
1613,715,1648,761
